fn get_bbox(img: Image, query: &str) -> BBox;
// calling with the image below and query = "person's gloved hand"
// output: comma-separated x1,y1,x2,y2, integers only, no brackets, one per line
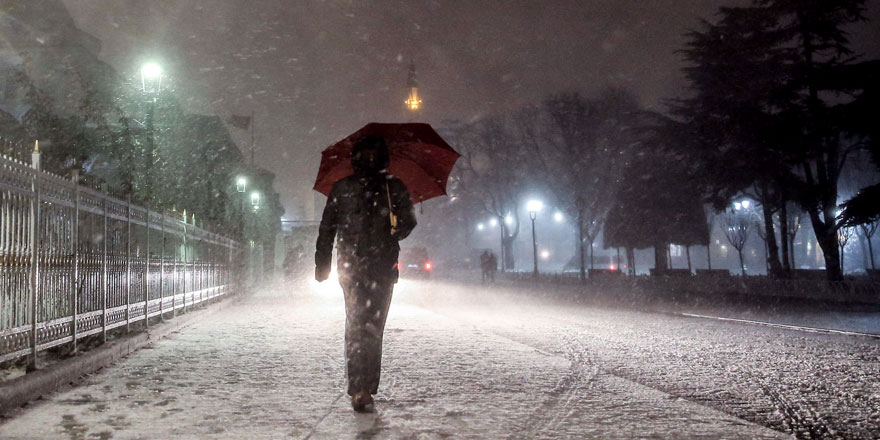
315,265,330,282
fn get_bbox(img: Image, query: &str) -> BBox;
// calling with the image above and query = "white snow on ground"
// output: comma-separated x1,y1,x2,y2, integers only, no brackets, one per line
3,277,871,439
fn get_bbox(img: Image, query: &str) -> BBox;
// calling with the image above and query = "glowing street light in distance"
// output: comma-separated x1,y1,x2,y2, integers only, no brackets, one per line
526,200,543,213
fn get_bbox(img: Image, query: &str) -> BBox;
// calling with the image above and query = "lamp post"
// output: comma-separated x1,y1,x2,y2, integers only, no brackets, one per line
140,62,162,203
527,200,543,277
236,176,247,239
251,191,261,211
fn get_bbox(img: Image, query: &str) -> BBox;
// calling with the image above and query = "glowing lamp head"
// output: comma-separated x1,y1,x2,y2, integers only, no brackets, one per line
424,262,433,271
504,215,514,225
250,191,261,206
489,218,498,227
554,212,564,222
141,62,162,79
477,223,485,231
140,62,163,94
526,200,543,213
236,176,247,193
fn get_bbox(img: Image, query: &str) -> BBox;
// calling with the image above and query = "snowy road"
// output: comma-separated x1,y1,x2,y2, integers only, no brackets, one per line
1,278,877,439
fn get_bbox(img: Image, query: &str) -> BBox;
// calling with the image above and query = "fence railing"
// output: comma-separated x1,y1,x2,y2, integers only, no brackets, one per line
503,271,880,304
1,150,239,368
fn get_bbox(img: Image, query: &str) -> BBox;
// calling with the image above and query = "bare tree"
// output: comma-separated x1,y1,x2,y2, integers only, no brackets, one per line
838,226,856,275
785,204,803,270
722,208,752,275
448,117,526,271
515,89,639,281
859,222,877,271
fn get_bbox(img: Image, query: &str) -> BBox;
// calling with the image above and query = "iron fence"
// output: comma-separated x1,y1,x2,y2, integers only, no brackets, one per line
1,150,239,368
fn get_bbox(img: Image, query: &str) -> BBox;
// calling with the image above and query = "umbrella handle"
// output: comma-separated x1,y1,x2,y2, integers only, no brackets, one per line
386,182,398,235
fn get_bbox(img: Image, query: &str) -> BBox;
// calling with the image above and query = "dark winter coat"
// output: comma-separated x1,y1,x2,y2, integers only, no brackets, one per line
316,173,417,284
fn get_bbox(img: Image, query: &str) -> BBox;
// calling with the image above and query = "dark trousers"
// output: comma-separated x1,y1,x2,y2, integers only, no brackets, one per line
342,277,394,396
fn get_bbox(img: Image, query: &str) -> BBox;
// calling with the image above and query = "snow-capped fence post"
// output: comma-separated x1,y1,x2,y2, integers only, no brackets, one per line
125,196,132,333
26,143,41,372
71,168,80,354
145,208,151,329
101,183,108,344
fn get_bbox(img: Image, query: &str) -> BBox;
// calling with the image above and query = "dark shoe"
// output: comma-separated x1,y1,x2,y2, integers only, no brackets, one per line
351,391,374,412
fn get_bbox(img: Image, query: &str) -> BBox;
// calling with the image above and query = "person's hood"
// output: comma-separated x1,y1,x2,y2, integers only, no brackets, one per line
352,147,390,176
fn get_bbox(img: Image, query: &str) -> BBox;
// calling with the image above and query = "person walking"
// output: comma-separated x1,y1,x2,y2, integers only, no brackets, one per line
488,252,498,282
315,135,417,412
480,250,491,283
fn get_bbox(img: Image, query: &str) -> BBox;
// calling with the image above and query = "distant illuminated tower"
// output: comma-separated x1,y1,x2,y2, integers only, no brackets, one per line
404,62,422,112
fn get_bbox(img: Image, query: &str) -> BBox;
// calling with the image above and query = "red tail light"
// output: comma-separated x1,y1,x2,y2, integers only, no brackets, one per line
396,262,401,270
424,262,433,271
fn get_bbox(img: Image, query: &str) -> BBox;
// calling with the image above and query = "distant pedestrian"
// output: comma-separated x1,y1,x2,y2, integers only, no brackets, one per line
480,250,491,283
315,135,417,412
488,252,497,282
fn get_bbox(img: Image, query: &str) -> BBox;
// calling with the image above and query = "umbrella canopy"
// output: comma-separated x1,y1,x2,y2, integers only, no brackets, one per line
313,123,460,204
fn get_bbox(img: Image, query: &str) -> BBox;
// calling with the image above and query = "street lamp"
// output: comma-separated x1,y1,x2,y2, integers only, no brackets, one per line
477,223,484,231
251,191,261,207
554,211,564,222
236,176,247,193
140,62,162,203
527,200,543,276
141,62,163,95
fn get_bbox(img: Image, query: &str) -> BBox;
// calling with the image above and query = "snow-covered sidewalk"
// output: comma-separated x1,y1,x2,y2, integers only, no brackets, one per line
0,280,789,439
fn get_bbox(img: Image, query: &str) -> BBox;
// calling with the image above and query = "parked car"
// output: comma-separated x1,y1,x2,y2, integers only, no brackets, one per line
398,247,433,278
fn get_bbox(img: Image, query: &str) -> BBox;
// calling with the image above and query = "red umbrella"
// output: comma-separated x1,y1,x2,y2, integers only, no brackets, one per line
313,123,460,204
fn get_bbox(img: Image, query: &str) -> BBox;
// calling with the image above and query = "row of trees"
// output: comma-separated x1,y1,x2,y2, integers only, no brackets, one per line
441,0,878,281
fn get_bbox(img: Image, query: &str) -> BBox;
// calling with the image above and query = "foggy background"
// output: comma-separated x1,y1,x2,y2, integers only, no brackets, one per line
62,0,878,218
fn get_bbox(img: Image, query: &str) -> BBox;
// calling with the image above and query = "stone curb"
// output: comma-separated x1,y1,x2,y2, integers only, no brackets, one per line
0,293,241,415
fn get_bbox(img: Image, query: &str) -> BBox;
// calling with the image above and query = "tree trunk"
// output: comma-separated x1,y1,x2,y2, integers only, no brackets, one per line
502,237,515,271
812,220,843,281
869,234,876,271
761,204,782,277
626,247,635,276
654,242,668,272
862,225,876,270
578,217,586,282
707,242,712,270
763,239,770,273
737,249,745,276
589,240,595,271
779,201,791,272
499,218,505,273
686,245,692,273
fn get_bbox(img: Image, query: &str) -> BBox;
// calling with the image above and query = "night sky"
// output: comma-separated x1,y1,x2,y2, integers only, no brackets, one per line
61,0,880,219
